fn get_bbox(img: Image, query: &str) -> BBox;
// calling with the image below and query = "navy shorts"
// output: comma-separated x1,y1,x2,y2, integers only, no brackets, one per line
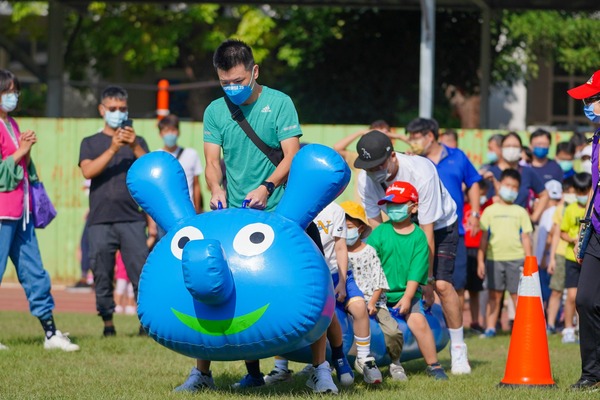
565,259,582,289
332,270,365,309
452,236,467,290
433,221,459,284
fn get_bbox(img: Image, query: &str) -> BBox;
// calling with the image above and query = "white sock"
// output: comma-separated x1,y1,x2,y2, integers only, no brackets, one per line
274,358,289,371
355,335,371,359
449,327,465,346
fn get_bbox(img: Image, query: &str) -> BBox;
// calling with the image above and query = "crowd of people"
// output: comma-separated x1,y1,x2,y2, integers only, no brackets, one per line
1,40,599,392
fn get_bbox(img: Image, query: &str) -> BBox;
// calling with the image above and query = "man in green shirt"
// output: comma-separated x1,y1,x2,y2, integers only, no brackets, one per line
176,39,338,395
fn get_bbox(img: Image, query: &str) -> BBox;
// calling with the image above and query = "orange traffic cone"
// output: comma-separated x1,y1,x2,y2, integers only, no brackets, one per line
499,256,556,388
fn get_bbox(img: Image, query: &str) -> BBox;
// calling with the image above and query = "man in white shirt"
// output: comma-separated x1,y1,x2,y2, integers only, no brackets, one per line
354,130,471,375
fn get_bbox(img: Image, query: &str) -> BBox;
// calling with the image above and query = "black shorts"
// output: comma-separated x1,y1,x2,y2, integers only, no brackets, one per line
465,247,484,292
565,259,582,289
433,221,459,284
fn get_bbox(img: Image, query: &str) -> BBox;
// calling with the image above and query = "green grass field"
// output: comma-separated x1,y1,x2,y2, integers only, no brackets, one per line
0,311,594,399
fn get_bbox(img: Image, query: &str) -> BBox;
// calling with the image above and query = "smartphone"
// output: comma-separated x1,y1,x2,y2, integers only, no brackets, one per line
121,119,133,128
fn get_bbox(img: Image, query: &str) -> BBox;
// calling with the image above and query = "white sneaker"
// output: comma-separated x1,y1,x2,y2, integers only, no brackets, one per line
115,305,124,314
44,331,80,352
389,362,408,381
354,356,383,384
296,363,315,377
450,343,471,374
125,305,137,315
174,367,216,392
306,361,339,394
0,342,8,350
562,328,578,344
264,367,293,385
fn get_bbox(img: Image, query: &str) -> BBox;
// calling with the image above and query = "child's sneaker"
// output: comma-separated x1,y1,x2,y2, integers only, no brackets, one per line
354,356,383,384
333,356,354,387
103,326,116,337
174,367,216,392
469,322,485,334
125,305,137,315
389,362,408,381
296,364,315,377
264,367,293,385
306,361,339,394
479,328,496,339
425,363,449,381
450,343,471,374
115,305,124,314
44,331,80,352
0,342,8,350
231,374,265,389
562,328,578,344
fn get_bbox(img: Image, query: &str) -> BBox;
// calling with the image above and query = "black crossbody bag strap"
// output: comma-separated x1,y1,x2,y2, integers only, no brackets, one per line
224,97,283,167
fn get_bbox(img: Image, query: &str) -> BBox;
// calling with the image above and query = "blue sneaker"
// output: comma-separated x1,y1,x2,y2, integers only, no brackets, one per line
479,328,496,339
333,356,354,387
426,364,449,381
174,367,215,392
231,374,265,389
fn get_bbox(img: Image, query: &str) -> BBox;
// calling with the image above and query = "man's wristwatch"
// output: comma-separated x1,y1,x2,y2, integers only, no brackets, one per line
260,181,275,197
427,276,436,285
470,211,481,218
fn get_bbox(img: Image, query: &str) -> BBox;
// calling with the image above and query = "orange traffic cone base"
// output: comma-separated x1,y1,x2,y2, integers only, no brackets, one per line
498,382,557,389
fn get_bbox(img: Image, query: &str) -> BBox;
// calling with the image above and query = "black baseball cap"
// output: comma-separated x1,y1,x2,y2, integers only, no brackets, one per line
354,130,394,169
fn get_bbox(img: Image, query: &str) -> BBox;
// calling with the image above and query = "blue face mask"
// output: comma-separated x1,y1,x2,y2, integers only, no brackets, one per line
499,186,518,203
584,103,600,123
223,67,256,106
486,151,498,163
577,195,589,205
386,203,411,222
1,93,18,112
558,160,574,172
346,228,360,246
162,133,178,148
104,110,128,129
532,147,549,159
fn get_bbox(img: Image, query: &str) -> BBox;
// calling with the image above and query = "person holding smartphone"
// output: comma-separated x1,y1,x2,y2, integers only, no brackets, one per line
78,85,150,337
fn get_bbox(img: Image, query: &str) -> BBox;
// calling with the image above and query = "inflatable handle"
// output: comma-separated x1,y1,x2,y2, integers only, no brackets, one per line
217,201,223,210
242,200,250,209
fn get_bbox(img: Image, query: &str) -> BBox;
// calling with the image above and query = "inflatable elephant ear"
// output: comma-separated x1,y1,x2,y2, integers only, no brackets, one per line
127,151,196,231
276,144,351,228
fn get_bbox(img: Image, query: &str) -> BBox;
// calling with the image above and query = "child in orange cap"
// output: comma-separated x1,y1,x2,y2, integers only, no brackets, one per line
340,200,406,381
367,181,448,380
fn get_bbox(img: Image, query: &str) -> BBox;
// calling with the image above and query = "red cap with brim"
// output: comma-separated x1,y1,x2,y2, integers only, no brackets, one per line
377,181,419,205
567,70,600,99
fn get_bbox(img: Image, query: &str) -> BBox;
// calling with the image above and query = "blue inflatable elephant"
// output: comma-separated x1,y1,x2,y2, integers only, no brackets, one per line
126,144,350,361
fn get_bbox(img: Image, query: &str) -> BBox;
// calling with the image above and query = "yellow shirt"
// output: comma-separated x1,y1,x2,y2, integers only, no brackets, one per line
552,204,568,256
560,202,586,262
480,203,533,261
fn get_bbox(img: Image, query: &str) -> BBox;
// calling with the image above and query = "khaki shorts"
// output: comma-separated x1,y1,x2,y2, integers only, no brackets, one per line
549,254,566,292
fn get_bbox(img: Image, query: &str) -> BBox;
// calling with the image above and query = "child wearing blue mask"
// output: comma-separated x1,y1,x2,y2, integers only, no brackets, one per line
340,201,406,381
477,168,533,338
368,181,449,380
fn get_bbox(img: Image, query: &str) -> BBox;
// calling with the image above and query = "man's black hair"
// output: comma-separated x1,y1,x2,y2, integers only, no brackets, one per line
406,117,440,140
500,168,521,186
478,178,489,191
563,175,575,191
0,69,20,94
556,141,576,156
573,172,592,192
213,39,255,71
442,129,458,142
530,128,552,144
101,86,128,101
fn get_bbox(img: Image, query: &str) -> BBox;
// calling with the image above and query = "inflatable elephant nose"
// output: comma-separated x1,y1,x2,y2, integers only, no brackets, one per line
182,239,234,305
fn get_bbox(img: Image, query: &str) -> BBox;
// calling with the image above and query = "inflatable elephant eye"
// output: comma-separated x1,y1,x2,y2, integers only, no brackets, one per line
233,223,275,256
171,226,204,260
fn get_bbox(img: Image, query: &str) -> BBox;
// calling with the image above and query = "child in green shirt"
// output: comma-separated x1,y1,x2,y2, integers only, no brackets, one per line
368,181,448,380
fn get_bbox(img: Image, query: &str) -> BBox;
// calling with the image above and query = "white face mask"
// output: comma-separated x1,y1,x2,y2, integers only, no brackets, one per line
563,193,577,204
346,228,360,246
581,160,593,174
502,147,522,163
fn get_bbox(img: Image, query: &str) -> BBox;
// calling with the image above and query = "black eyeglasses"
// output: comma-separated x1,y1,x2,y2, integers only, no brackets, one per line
583,94,600,107
102,104,128,112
